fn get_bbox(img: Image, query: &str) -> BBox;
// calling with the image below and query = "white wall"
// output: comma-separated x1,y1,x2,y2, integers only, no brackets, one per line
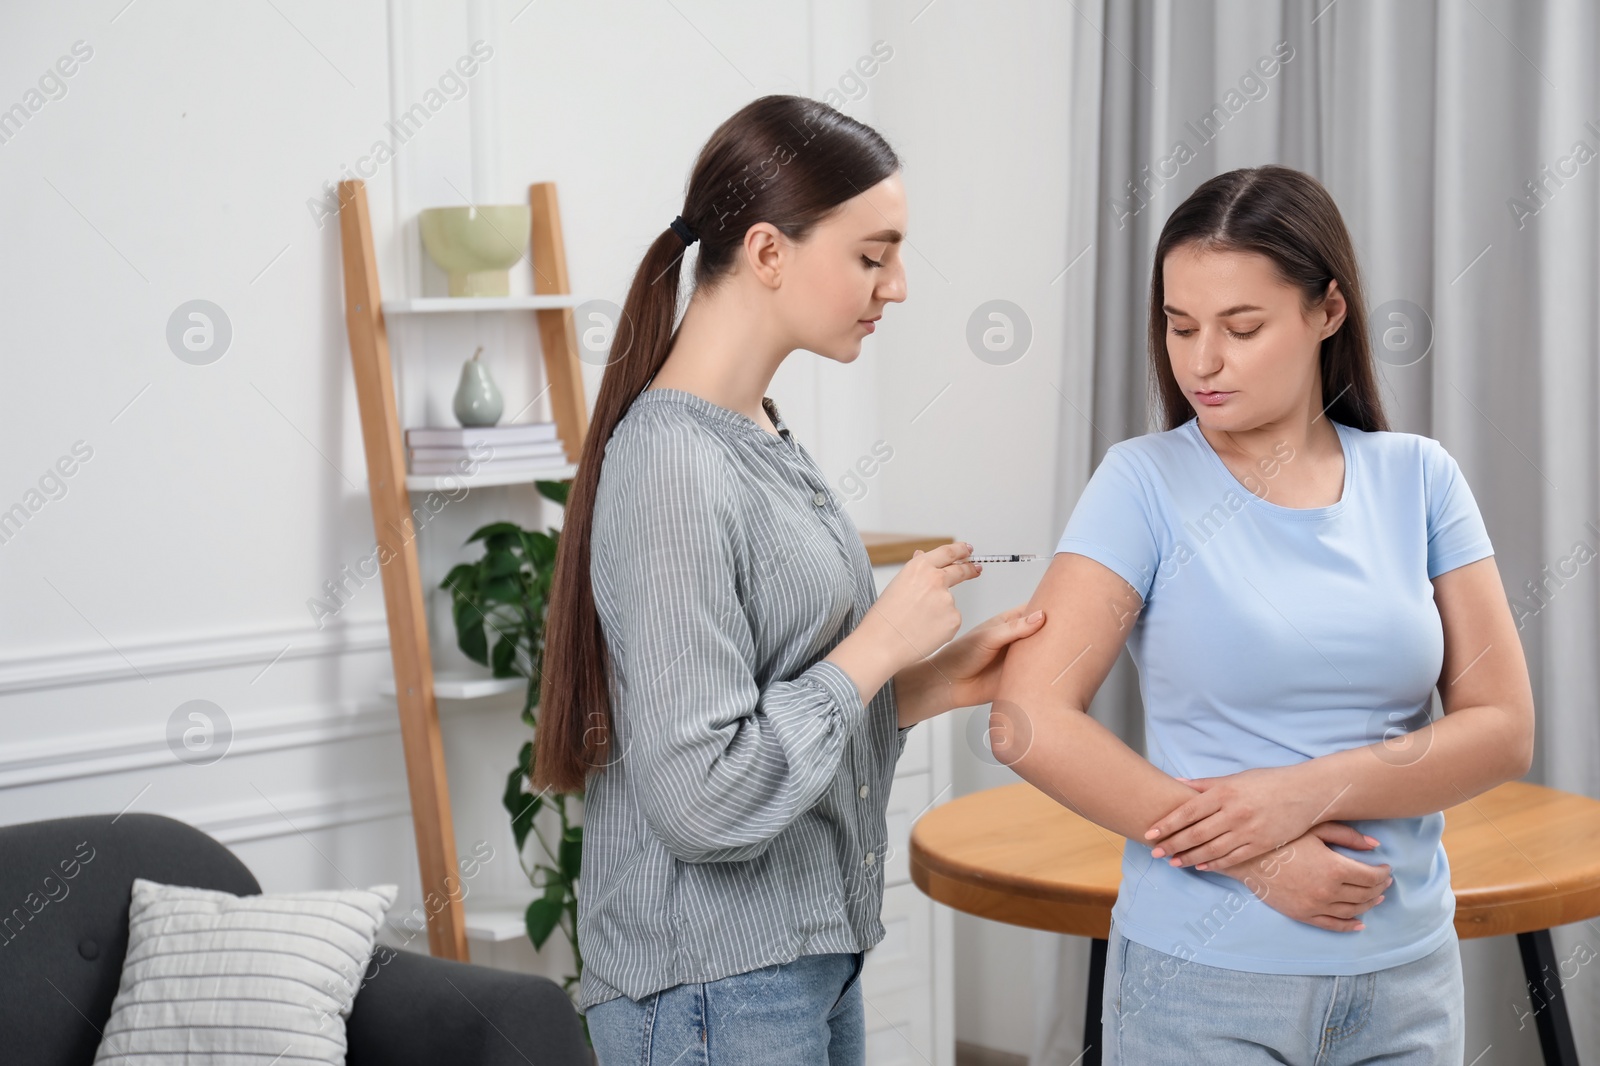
1,0,1070,1056
862,3,1075,1058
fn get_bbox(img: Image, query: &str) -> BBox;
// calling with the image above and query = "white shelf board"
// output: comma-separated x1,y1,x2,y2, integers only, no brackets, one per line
406,462,577,491
462,897,535,943
381,295,590,314
378,669,527,701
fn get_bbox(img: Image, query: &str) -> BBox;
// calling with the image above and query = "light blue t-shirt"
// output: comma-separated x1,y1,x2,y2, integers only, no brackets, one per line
1055,415,1495,975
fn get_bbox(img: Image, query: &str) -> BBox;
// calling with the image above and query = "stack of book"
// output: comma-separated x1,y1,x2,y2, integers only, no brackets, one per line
405,422,568,476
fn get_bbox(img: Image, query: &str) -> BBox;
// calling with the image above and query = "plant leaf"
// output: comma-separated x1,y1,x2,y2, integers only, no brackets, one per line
485,530,519,555
452,598,488,664
484,549,523,577
465,521,525,545
535,480,570,507
559,829,582,883
523,530,557,568
491,634,519,677
481,575,521,604
502,745,540,853
438,563,477,593
525,897,562,949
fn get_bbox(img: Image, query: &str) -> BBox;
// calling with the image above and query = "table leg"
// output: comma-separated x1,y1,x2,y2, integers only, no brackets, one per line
1083,936,1107,1066
1516,929,1579,1066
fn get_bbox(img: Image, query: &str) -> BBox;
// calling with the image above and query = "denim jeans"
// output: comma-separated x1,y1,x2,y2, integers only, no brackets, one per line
1102,922,1464,1065
586,950,866,1065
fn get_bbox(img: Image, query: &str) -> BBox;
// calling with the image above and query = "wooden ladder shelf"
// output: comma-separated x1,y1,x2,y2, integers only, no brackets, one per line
335,178,588,961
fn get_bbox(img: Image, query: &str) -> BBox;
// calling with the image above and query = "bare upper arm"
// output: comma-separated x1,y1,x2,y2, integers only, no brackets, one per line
1431,556,1535,761
994,551,1146,725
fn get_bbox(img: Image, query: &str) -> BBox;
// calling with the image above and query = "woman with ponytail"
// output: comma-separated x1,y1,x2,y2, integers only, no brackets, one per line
532,95,1047,1063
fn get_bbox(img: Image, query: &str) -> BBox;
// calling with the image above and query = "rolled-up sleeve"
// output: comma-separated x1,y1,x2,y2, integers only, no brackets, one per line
600,424,868,864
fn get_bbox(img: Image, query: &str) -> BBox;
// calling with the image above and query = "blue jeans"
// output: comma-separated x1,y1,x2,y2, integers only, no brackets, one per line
1102,923,1464,1065
586,951,866,1065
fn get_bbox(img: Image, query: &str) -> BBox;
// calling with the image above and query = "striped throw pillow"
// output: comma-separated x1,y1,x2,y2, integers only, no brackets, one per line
91,876,398,1065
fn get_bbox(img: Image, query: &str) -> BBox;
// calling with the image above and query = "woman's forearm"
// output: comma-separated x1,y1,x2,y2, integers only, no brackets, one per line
828,619,962,728
892,658,954,728
824,610,904,710
1301,702,1533,822
1292,556,1536,824
995,700,1196,843
989,555,1198,842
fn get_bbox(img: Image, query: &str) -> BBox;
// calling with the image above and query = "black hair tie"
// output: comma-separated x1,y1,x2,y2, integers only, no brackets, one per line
670,215,699,246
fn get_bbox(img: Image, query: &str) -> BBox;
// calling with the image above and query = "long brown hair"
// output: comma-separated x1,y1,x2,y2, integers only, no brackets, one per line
532,94,901,793
1146,165,1389,433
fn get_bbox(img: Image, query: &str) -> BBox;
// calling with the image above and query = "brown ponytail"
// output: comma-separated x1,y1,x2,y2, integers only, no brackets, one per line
532,94,901,793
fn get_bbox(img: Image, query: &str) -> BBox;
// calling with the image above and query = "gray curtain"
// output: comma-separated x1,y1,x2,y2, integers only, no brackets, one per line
1035,2,1600,1063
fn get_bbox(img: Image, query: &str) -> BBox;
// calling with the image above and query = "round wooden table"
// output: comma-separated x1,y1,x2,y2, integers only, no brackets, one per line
910,780,1600,1066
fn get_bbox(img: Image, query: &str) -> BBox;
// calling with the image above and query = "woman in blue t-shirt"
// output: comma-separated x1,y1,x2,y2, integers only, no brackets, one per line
995,165,1534,1065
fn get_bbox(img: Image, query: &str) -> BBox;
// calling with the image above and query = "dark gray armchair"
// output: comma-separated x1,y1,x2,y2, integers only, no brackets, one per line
0,812,591,1065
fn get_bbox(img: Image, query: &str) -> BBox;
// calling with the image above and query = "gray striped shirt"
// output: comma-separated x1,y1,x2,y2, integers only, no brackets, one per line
576,385,912,1011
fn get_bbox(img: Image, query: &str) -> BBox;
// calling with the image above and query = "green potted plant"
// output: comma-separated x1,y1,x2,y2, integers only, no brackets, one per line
439,480,585,1006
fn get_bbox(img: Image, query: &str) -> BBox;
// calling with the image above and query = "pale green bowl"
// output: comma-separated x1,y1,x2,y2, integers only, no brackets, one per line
418,205,531,297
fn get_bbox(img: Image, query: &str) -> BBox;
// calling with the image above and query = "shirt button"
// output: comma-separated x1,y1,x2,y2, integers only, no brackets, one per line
864,850,876,867
812,490,828,506
858,784,870,799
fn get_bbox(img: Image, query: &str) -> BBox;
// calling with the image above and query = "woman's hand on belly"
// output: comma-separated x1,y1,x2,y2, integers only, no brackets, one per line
1212,822,1393,933
1142,764,1376,871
